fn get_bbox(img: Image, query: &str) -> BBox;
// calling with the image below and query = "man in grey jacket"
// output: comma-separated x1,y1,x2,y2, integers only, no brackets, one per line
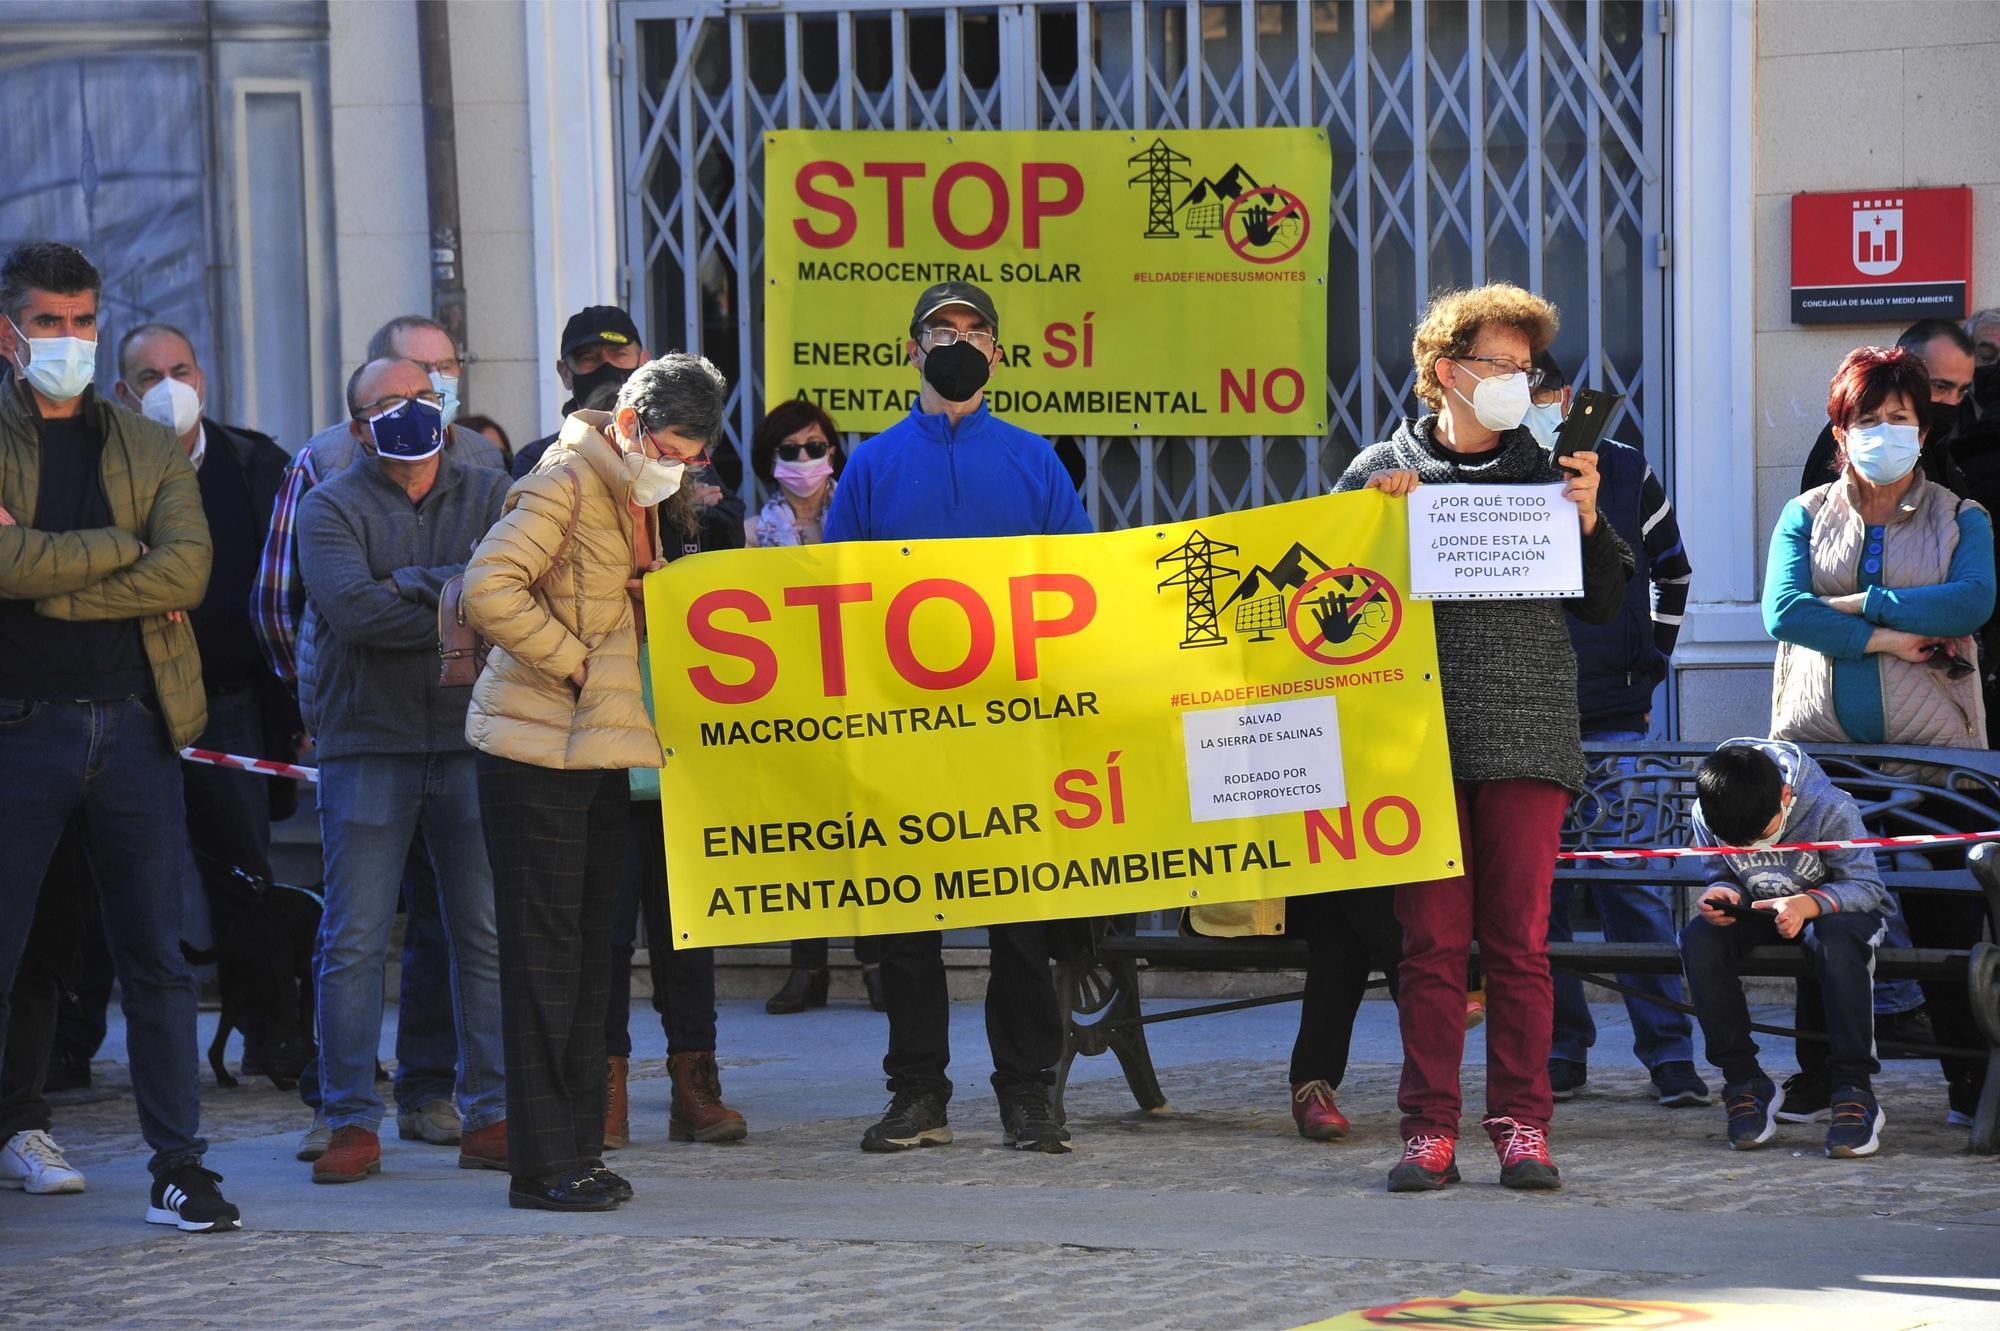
1681,739,1888,1159
295,356,511,1184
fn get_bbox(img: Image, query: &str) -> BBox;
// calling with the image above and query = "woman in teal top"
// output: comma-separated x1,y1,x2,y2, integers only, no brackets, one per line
1764,348,1994,743
1761,343,1993,1136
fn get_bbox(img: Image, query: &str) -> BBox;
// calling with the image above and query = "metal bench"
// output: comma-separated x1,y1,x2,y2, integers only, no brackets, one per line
1054,740,2000,1154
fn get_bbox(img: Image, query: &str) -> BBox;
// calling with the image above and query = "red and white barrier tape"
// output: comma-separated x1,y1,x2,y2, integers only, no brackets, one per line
1558,831,2000,861
178,747,319,784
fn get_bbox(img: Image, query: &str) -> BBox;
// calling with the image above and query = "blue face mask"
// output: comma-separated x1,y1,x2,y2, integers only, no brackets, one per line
8,318,96,403
429,371,461,430
367,398,443,461
1524,402,1565,452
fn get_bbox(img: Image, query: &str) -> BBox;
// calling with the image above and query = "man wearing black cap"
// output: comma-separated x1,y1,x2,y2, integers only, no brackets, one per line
824,281,1092,1156
509,305,647,480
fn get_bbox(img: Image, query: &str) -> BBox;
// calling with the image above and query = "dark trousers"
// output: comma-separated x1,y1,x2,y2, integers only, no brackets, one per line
298,840,460,1112
0,824,94,1140
0,698,205,1176
605,802,717,1057
1681,909,1884,1090
53,924,114,1064
479,755,625,1181
880,921,1063,1103
1902,889,1990,1106
1289,886,1401,1087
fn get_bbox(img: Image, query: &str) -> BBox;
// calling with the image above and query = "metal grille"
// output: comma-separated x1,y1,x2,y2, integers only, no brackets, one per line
619,0,1668,527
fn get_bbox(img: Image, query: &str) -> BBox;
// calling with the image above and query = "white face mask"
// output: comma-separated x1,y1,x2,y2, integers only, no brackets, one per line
1845,421,1922,485
430,370,461,430
774,453,834,498
8,318,96,402
1745,798,1794,852
1449,361,1532,432
630,455,687,508
1524,401,1565,451
140,376,202,437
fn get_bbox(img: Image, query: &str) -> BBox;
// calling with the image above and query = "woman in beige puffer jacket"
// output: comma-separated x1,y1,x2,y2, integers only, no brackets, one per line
461,353,727,1213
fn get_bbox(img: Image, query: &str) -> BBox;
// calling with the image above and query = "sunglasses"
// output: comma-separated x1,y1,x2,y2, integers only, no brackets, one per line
776,440,830,462
1925,643,1975,681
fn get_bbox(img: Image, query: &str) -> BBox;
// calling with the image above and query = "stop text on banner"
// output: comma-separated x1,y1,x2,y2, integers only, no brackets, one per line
763,128,1333,436
643,491,1458,948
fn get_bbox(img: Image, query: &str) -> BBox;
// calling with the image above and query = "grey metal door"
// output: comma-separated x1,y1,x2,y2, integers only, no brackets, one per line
618,0,1668,527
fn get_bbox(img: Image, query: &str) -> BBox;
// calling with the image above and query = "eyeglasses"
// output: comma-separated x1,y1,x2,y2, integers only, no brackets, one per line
643,429,711,470
919,327,997,353
776,440,830,462
1925,643,1976,681
352,390,445,419
1930,378,1971,404
1453,356,1546,390
406,355,465,378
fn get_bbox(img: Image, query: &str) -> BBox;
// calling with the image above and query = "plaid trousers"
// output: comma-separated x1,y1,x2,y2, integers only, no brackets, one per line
476,754,628,1182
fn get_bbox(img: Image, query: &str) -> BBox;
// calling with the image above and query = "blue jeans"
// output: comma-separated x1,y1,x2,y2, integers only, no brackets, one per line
1550,729,1695,1071
314,753,505,1133
296,841,460,1113
0,697,206,1175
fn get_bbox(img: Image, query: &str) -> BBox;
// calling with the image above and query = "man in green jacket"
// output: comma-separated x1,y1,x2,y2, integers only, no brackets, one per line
0,242,238,1232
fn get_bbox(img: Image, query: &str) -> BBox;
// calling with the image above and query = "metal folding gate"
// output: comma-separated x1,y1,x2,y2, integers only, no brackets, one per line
617,0,1669,528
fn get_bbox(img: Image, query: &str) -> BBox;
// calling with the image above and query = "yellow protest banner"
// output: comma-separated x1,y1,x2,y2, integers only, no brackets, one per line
763,128,1331,436
644,490,1457,948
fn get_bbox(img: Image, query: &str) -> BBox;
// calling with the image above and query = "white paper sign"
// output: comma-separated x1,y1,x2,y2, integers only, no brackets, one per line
1407,482,1583,601
1181,697,1346,824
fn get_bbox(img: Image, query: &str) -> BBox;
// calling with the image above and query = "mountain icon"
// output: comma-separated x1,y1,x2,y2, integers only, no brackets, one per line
1221,541,1331,609
1178,163,1261,211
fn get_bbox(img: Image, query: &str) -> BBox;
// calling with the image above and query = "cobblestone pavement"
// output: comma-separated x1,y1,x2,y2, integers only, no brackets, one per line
6,1002,1995,1328
3,1233,1684,1330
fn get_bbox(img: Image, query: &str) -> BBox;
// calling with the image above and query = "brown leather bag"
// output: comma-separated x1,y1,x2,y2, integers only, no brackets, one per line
439,465,583,687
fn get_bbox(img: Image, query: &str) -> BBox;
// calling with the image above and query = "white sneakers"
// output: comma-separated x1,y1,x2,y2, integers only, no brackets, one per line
0,1128,86,1194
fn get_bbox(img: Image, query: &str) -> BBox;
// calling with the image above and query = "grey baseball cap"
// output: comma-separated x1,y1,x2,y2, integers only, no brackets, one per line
909,281,999,339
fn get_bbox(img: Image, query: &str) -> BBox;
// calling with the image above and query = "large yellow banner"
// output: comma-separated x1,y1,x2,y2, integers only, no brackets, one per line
763,128,1331,436
644,491,1457,947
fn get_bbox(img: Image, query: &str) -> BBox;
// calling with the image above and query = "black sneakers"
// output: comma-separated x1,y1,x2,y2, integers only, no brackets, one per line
1722,1076,1783,1150
1775,1070,1831,1123
1000,1089,1073,1154
146,1164,242,1233
1651,1061,1712,1108
860,1091,953,1152
1548,1059,1588,1102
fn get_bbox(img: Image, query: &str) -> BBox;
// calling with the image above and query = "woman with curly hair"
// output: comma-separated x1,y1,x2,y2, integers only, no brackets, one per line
1334,283,1632,1194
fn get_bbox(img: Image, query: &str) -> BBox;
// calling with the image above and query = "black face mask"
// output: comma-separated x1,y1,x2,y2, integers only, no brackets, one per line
566,359,635,413
1975,361,2000,413
920,342,991,404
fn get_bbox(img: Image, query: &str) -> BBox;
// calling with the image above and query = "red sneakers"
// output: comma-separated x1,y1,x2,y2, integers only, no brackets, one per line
1290,1080,1352,1141
1486,1116,1562,1190
1386,1134,1459,1192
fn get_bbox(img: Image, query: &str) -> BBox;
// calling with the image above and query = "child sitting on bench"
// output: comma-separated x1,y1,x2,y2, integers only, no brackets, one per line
1681,738,1888,1158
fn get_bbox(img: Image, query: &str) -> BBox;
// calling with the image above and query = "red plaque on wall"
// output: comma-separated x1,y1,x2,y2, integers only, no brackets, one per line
1790,187,1971,324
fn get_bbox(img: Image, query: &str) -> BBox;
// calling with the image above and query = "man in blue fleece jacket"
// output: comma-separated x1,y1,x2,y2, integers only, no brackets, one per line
1680,738,1888,1159
824,281,1091,1157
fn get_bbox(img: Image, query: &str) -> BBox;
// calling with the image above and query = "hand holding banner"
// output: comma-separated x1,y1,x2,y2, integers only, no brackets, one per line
645,491,1460,947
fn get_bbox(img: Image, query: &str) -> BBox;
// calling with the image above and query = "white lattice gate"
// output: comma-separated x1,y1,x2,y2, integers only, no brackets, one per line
617,0,1669,528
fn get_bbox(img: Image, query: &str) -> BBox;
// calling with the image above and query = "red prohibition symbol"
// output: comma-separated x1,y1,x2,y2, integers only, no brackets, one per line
1223,186,1311,265
1286,566,1402,667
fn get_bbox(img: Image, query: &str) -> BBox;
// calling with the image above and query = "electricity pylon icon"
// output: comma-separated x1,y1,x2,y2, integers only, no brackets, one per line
1157,530,1238,649
1127,138,1191,239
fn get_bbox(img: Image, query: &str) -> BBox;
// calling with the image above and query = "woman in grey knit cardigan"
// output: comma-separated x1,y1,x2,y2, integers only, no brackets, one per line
1332,284,1632,1196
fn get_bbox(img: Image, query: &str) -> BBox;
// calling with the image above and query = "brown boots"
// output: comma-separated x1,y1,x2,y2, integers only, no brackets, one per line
669,1051,747,1143
605,1055,631,1150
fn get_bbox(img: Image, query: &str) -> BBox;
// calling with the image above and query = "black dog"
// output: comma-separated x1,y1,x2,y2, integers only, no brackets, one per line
180,860,321,1091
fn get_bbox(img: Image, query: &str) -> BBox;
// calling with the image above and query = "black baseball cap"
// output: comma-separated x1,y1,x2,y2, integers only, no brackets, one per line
560,305,642,358
909,281,998,339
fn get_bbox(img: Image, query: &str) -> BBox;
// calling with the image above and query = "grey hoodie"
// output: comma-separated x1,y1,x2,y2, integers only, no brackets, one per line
1689,737,1887,915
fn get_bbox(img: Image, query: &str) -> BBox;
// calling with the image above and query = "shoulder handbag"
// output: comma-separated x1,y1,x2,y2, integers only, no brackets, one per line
439,464,583,687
